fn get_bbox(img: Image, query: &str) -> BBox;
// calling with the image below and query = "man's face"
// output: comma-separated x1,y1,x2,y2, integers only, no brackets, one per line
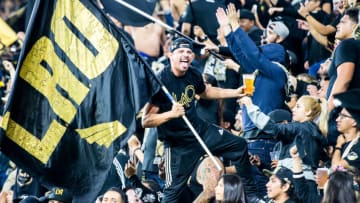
239,19,254,32
336,15,357,40
102,191,123,203
336,108,356,133
266,175,289,200
263,28,279,44
169,47,194,76
318,58,331,76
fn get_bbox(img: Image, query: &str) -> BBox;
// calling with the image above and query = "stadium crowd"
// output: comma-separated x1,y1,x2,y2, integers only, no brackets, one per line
0,0,360,202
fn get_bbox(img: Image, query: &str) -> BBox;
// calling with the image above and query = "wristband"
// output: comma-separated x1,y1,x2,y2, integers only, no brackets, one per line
198,35,208,42
335,147,342,151
133,147,141,154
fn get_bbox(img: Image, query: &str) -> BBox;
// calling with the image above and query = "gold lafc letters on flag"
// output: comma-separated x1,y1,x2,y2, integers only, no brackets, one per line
1,0,126,164
0,0,160,201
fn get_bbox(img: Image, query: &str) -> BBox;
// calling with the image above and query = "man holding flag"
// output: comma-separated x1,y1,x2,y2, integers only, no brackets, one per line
142,38,260,203
0,0,160,202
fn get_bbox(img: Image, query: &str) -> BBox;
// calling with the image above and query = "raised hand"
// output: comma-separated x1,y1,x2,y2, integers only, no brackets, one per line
215,7,229,27
226,3,239,30
297,3,309,18
249,154,261,166
124,159,137,178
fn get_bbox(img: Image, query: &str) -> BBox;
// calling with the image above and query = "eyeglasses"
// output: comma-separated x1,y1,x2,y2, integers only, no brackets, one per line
338,113,353,119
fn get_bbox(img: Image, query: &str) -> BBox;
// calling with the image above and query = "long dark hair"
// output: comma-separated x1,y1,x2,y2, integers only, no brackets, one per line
222,174,247,203
322,171,357,203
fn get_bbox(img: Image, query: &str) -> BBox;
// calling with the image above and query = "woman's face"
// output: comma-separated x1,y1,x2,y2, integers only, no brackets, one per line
292,99,308,122
215,178,224,201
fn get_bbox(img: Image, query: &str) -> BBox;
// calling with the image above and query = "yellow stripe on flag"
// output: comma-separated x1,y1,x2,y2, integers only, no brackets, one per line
0,17,17,49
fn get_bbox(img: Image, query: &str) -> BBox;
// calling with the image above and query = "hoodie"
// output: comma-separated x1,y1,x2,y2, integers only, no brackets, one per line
225,27,287,132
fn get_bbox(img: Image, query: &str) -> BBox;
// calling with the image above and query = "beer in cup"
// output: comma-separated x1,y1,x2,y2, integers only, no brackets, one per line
316,167,329,189
243,74,255,95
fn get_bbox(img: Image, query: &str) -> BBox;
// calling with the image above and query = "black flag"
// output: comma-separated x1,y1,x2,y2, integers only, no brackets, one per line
102,0,156,26
0,0,160,202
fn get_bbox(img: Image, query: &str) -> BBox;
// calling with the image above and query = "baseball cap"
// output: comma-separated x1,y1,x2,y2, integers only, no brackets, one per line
170,37,193,52
45,187,72,203
263,167,294,185
240,9,255,20
334,89,360,125
267,21,290,39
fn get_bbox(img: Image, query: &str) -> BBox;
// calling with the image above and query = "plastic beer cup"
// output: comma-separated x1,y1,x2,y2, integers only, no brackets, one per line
316,168,329,189
243,74,255,95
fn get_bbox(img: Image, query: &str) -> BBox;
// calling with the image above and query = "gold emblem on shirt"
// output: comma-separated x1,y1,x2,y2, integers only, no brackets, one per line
172,85,195,108
347,152,359,161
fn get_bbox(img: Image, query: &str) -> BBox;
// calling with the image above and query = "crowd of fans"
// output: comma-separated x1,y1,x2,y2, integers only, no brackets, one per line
0,0,360,202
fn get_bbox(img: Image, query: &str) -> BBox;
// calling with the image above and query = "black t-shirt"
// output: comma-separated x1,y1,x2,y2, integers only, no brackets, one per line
307,11,332,65
151,66,209,146
342,140,360,170
284,198,300,203
196,99,219,125
182,0,226,44
327,38,360,98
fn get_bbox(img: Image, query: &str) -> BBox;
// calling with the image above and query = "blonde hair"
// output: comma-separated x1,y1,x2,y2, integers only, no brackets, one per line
298,96,328,136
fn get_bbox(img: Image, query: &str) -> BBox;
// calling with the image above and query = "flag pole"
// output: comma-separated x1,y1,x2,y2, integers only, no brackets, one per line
113,0,223,171
1,0,41,116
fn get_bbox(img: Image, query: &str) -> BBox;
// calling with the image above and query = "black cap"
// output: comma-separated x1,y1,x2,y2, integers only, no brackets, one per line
334,89,360,126
263,167,294,185
240,9,255,20
170,37,193,52
45,187,72,203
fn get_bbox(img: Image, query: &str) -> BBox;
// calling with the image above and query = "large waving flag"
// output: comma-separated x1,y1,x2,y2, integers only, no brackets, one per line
0,0,160,202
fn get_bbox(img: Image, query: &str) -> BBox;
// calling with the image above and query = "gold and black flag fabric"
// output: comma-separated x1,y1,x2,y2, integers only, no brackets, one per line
0,0,160,202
